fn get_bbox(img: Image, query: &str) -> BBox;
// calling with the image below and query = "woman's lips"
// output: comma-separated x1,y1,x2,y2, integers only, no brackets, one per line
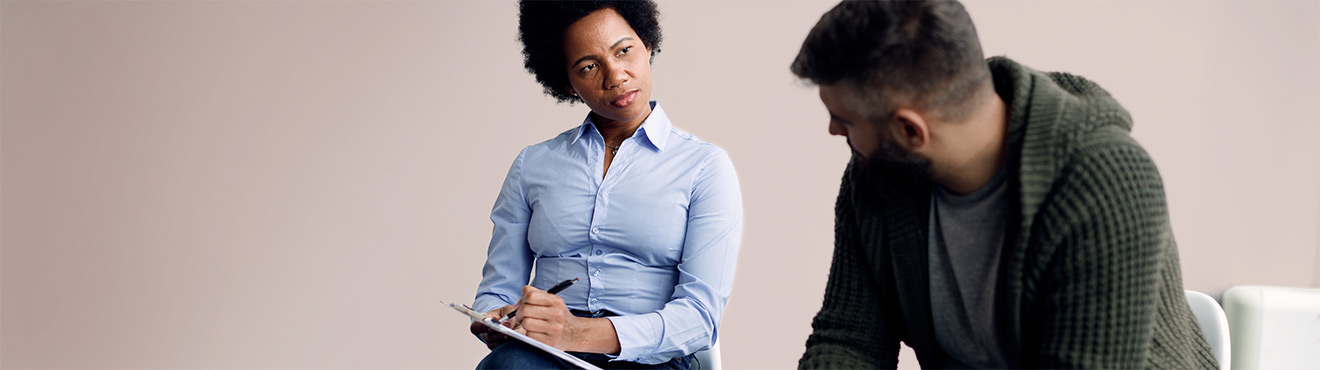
611,90,638,108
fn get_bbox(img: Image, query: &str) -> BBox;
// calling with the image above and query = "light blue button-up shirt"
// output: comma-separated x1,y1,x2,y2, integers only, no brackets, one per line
473,102,743,364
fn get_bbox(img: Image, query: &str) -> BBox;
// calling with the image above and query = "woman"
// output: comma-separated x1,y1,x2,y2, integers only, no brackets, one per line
469,1,743,369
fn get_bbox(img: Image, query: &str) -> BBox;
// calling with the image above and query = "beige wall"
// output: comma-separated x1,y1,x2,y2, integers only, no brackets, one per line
2,0,1316,368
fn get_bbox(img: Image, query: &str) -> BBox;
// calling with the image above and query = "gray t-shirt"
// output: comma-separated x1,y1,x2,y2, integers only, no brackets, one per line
928,166,1012,368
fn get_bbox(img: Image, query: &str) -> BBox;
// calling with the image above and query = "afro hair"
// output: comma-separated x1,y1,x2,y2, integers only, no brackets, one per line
518,0,662,104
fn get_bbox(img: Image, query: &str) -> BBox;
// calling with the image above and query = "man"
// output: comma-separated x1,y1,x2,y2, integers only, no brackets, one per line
791,1,1217,368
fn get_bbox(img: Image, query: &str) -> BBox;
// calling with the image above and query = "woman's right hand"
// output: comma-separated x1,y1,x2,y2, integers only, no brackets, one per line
469,305,521,349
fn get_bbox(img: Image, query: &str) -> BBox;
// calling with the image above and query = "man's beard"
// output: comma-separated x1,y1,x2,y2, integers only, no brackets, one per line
855,136,933,198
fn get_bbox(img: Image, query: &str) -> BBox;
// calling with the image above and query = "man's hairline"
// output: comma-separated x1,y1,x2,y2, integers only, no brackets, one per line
809,66,991,125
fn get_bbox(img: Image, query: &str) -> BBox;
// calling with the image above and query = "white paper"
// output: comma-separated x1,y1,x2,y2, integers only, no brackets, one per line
444,302,604,370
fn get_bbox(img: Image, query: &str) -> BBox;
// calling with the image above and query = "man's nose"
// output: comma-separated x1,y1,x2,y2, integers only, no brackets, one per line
828,121,846,136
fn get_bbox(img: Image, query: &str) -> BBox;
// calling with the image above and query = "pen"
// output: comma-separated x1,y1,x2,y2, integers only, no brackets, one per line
502,277,579,322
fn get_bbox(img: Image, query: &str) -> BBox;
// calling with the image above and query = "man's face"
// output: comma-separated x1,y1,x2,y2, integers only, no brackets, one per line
820,84,884,159
818,84,932,190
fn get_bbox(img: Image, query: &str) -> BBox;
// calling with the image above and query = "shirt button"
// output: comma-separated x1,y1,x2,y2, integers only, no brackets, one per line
591,228,599,233
593,270,601,276
594,250,603,256
591,298,598,303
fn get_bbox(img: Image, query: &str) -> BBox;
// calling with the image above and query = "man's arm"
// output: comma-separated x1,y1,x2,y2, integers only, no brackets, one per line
1027,137,1171,367
799,161,901,369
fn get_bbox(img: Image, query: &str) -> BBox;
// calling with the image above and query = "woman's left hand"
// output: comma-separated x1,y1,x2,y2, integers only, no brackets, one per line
511,285,587,351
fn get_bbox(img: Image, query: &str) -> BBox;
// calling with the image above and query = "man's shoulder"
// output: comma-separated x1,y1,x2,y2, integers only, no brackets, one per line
1033,123,1168,231
1063,125,1160,184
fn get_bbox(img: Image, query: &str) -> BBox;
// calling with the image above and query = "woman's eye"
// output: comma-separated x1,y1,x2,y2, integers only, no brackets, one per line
581,63,595,72
619,46,632,55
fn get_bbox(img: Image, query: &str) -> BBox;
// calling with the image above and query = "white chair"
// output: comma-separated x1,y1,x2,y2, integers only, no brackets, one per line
1222,285,1320,370
692,340,721,370
1185,290,1231,370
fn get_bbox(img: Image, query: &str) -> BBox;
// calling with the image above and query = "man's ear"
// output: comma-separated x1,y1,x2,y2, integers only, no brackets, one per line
892,108,930,150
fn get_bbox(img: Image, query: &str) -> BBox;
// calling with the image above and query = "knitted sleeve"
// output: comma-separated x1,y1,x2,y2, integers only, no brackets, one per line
799,162,901,369
1026,127,1169,368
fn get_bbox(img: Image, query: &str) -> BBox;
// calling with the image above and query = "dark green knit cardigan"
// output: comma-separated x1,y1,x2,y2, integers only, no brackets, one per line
798,57,1218,369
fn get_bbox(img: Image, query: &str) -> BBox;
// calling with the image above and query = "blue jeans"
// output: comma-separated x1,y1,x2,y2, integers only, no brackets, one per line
475,341,696,370
475,310,697,370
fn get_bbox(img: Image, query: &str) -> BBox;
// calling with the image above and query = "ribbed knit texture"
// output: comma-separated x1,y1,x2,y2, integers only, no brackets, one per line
799,57,1218,369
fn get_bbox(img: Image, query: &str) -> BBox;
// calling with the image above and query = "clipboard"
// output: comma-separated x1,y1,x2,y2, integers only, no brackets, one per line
443,301,604,370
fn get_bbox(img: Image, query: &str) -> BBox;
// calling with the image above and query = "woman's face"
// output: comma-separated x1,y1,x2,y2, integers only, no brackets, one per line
561,8,653,126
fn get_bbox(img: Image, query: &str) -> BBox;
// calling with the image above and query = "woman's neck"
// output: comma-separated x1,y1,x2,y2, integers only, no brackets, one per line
593,110,650,146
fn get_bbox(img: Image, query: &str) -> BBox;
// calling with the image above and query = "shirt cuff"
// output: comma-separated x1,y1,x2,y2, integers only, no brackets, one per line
472,295,512,315
606,312,664,362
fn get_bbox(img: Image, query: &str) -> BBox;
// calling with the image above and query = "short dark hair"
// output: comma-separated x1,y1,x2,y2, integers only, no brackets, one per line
791,0,989,121
518,0,662,104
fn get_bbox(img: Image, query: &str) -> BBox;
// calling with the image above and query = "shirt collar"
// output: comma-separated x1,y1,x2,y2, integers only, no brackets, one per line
568,101,671,152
